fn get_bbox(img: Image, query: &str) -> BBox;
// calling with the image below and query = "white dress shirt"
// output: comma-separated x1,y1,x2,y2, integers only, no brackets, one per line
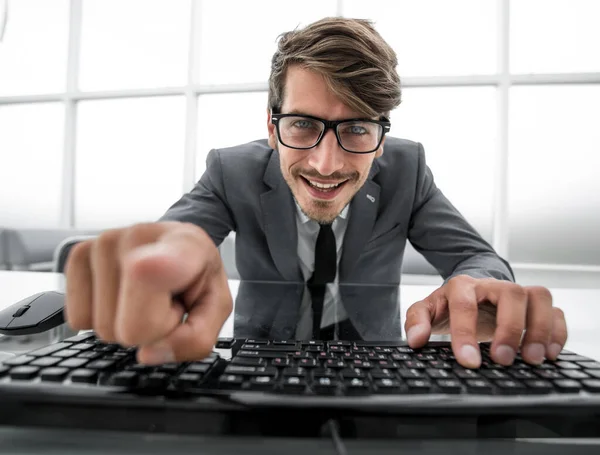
294,203,350,340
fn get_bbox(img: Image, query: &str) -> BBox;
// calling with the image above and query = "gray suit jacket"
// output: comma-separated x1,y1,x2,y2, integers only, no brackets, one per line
160,137,514,338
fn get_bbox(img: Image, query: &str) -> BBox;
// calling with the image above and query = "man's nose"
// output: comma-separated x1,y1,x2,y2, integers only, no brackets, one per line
307,129,345,177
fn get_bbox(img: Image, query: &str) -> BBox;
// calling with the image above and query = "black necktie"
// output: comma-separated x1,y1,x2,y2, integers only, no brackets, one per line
307,223,337,339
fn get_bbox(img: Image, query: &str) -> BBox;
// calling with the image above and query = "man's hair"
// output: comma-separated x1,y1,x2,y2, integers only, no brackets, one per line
268,17,401,118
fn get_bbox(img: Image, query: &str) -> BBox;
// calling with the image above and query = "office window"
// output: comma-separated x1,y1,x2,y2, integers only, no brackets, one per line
0,103,65,228
508,85,600,266
0,0,69,96
74,97,186,229
343,0,497,77
511,0,600,74
79,0,191,91
196,92,268,178
390,87,497,242
196,0,337,85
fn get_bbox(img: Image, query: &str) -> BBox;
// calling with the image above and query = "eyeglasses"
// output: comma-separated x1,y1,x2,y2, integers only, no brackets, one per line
271,112,391,154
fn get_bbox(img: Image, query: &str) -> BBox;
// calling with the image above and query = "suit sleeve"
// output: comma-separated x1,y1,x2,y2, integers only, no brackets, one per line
158,149,235,247
407,143,515,283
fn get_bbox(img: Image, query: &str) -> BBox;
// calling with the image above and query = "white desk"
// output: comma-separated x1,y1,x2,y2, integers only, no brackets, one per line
1,270,599,360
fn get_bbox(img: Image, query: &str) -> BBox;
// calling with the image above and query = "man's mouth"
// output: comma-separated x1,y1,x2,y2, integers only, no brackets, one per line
300,176,348,200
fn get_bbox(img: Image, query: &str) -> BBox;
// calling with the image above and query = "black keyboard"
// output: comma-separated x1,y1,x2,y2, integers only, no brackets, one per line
2,333,600,397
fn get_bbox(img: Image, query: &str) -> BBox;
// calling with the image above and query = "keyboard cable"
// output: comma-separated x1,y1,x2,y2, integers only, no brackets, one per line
326,419,348,455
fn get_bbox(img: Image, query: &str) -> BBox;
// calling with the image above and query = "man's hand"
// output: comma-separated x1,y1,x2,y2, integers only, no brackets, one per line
404,275,568,369
64,222,233,365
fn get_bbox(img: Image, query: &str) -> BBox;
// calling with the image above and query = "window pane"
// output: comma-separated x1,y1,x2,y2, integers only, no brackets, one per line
0,0,68,96
511,0,600,74
75,97,186,229
508,85,600,266
390,87,497,242
196,92,268,178
79,0,191,91
343,0,497,77
196,0,337,85
0,103,64,227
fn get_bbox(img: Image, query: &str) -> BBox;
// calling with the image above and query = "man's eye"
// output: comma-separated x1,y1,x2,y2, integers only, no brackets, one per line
293,120,315,129
343,125,368,135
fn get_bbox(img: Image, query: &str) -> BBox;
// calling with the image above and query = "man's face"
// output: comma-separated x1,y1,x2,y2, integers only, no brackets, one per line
267,66,384,224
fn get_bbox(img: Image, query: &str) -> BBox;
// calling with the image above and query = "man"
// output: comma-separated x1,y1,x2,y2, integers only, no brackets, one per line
65,17,567,370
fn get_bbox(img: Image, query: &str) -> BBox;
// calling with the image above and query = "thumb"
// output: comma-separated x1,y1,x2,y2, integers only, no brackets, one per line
137,266,233,364
404,299,434,348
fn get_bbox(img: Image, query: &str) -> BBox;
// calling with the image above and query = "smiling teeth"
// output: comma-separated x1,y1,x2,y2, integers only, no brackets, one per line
308,180,341,189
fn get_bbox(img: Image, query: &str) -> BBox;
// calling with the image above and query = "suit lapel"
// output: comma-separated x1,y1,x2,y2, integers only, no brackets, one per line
261,150,302,282
339,161,381,280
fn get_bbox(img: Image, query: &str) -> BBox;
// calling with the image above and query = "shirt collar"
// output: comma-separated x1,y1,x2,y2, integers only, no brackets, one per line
295,201,349,225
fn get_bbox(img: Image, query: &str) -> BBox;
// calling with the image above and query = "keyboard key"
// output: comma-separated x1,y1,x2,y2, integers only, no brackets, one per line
585,370,600,379
28,342,73,357
231,356,265,367
374,378,402,393
577,362,600,370
370,368,396,379
198,354,219,364
557,354,591,362
10,366,40,380
340,368,365,379
185,363,211,374
53,349,80,359
555,361,581,370
397,368,426,379
215,337,234,348
414,354,435,361
245,339,268,345
312,377,339,395
524,380,554,394
350,360,373,369
436,379,462,394
553,379,582,393
86,360,116,370
325,359,346,369
281,367,306,377
225,365,278,377
536,370,563,380
157,363,182,373
391,353,411,361
175,373,202,389
429,360,452,369
312,368,338,379
58,358,89,369
582,379,600,392
406,379,432,393
77,351,102,360
344,378,371,395
454,368,481,379
248,376,276,391
298,358,318,368
2,355,34,366
271,357,291,367
495,379,527,395
70,369,99,384
466,379,494,394
40,367,70,382
63,332,96,343
143,372,170,389
397,347,414,353
482,370,510,380
111,371,139,387
508,369,537,380
561,370,590,380
404,361,427,369
328,341,351,347
30,357,62,368
70,343,95,351
281,376,307,393
426,369,454,379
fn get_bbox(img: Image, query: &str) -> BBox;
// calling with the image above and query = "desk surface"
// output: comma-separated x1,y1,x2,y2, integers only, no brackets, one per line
1,271,600,452
1,270,599,359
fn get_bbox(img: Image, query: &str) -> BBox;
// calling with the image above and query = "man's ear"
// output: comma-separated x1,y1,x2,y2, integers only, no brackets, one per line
375,136,386,158
267,108,277,150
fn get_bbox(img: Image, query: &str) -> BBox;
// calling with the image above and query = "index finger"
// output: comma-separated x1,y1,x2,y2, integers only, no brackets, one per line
446,282,481,369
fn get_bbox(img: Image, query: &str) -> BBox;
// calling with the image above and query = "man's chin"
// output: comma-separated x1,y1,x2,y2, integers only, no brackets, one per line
298,199,342,224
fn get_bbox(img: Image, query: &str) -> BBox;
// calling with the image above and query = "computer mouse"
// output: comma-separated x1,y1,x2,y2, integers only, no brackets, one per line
0,291,65,336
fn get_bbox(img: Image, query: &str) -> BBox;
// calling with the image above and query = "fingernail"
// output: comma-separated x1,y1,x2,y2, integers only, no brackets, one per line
495,344,516,365
523,343,545,364
460,345,481,368
407,324,428,345
547,343,562,360
142,343,175,365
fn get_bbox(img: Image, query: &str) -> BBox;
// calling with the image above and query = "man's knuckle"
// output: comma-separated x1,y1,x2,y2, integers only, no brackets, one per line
505,284,527,302
527,286,553,302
